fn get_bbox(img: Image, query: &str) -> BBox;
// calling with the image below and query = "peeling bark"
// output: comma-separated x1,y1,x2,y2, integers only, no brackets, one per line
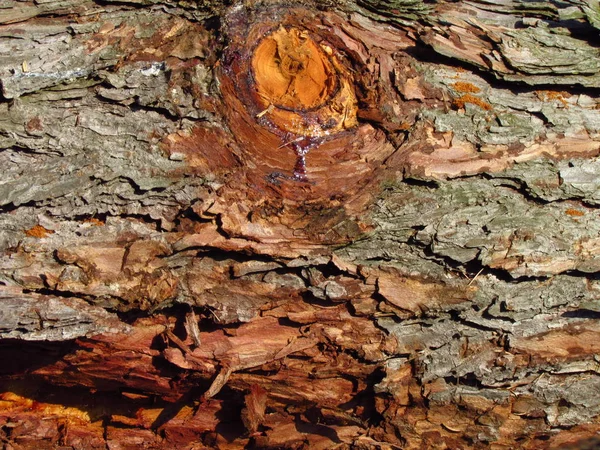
2,0,600,448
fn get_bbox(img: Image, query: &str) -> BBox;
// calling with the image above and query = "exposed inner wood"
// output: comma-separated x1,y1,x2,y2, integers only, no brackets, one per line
249,26,358,137
253,27,335,111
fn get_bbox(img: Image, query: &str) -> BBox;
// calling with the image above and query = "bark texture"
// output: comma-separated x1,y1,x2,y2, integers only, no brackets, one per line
1,0,600,448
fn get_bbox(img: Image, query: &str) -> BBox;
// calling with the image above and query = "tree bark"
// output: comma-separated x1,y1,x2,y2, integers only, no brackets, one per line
1,0,600,448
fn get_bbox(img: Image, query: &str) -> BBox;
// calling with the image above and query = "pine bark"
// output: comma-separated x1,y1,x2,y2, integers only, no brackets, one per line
1,0,600,448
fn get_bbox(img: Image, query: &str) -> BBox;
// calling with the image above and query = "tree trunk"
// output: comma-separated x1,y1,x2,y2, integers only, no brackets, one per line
1,0,600,448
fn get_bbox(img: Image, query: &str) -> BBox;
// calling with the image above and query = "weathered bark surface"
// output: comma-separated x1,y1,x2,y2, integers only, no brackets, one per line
1,0,600,448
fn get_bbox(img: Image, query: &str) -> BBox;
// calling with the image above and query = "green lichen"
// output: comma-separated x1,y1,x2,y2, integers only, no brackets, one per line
500,27,600,76
582,0,600,29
